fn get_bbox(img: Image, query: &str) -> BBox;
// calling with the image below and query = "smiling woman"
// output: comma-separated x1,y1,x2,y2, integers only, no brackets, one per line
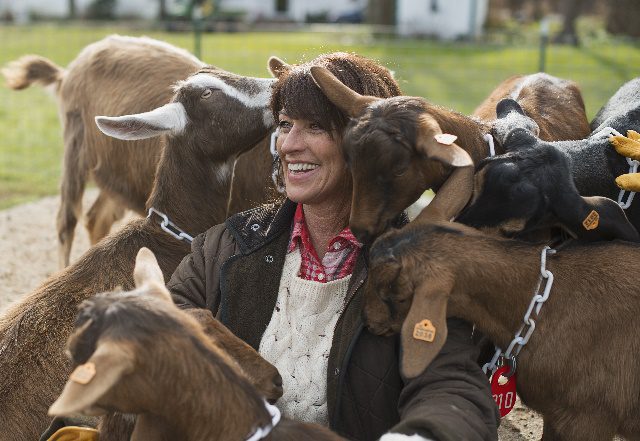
165,51,499,441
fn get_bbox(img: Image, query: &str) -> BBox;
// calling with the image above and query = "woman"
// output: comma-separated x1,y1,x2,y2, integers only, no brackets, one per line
168,52,499,441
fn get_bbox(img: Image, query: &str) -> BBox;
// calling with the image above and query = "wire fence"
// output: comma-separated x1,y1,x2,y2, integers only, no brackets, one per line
1,19,639,208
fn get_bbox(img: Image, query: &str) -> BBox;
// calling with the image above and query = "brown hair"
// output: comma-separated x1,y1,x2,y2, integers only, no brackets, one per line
270,52,402,135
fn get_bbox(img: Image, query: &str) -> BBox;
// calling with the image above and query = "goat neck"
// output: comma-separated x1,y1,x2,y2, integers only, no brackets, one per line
424,103,497,167
131,335,272,441
147,134,269,238
406,223,543,348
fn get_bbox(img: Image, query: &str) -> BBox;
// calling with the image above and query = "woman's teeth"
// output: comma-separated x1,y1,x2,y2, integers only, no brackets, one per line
288,163,319,172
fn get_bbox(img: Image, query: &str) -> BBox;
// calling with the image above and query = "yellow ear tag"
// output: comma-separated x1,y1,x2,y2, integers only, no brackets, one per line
413,319,436,342
70,362,96,385
582,210,599,230
434,133,458,146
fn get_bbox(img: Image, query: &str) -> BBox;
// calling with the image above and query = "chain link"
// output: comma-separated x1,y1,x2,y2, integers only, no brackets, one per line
482,246,556,376
147,207,194,244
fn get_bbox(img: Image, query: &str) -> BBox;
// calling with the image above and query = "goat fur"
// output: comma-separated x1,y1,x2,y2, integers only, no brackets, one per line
364,220,640,441
0,64,276,441
49,248,344,441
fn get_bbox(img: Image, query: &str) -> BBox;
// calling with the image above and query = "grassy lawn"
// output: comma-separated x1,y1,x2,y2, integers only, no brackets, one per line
1,21,639,209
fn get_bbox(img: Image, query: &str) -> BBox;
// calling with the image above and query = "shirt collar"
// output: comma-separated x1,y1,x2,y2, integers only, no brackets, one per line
288,203,362,254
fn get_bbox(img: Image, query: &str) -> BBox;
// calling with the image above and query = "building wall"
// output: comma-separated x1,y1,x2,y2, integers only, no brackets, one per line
1,0,366,22
397,0,489,39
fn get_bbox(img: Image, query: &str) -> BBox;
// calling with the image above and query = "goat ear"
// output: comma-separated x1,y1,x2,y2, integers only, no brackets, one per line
49,340,134,417
309,66,378,117
555,194,640,242
95,102,188,141
496,98,525,118
268,56,290,78
133,247,173,303
415,115,474,222
400,276,452,379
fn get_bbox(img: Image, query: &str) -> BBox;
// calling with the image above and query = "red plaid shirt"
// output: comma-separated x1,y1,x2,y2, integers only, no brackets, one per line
288,204,362,283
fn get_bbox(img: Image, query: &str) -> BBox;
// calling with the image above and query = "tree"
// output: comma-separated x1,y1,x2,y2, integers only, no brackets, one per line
606,0,640,38
68,0,76,18
553,0,591,46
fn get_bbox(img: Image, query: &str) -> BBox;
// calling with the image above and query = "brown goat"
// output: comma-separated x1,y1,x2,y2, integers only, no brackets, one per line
363,218,640,441
309,67,591,243
2,35,204,268
49,248,344,441
0,63,279,441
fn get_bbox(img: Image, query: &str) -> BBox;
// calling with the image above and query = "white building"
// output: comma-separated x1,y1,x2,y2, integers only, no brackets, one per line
0,0,366,22
396,0,488,40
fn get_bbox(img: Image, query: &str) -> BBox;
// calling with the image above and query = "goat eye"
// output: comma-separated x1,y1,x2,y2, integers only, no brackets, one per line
201,89,213,99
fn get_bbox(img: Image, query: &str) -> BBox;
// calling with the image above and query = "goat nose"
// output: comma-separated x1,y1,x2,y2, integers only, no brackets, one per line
274,372,283,388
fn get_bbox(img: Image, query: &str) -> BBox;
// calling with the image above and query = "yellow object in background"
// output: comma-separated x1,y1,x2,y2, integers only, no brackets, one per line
612,130,640,192
46,426,99,441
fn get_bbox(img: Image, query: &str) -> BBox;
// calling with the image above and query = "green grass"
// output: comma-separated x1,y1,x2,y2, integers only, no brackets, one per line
1,21,640,209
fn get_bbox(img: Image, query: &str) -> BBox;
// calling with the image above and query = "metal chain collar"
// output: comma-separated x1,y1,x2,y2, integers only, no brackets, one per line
482,246,557,377
147,207,194,244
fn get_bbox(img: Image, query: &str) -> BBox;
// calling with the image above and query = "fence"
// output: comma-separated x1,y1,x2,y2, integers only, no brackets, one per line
1,19,639,208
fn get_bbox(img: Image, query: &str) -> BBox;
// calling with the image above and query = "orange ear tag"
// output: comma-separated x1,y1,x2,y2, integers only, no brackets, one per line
434,133,458,146
582,210,599,230
70,362,96,385
413,319,436,342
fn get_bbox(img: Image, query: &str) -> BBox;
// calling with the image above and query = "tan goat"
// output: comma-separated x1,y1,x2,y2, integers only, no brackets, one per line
309,67,591,243
2,35,203,267
49,248,345,441
2,35,275,268
0,60,283,441
362,149,640,440
364,218,640,441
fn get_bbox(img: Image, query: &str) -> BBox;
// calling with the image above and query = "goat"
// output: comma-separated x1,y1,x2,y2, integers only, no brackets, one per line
2,35,203,268
362,143,640,440
49,247,345,441
457,85,640,239
0,61,282,441
2,35,276,268
309,67,591,243
456,97,640,242
363,217,640,441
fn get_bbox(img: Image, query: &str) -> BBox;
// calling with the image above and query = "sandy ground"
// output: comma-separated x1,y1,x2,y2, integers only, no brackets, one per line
0,190,544,440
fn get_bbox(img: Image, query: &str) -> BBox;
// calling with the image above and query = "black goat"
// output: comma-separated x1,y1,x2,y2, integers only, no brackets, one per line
457,96,640,242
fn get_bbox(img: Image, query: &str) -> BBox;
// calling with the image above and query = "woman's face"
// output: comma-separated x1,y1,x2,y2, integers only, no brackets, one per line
277,111,351,206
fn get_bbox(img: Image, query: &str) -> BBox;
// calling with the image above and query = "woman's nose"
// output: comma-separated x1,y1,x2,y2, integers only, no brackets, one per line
278,126,304,155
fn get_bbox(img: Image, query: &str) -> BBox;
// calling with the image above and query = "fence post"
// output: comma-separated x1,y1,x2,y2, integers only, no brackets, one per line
193,5,203,60
539,17,549,72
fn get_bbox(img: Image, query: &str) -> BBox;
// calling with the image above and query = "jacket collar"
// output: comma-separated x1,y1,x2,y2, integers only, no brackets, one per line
225,198,296,255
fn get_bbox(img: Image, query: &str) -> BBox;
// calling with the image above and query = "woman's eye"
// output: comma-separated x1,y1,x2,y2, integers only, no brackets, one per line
309,122,324,131
201,89,213,99
278,120,292,133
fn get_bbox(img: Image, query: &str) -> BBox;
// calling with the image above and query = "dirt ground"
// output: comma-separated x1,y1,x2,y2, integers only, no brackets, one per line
0,190,544,440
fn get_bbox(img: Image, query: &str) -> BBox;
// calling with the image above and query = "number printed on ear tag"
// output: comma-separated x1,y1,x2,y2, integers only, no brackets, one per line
582,210,599,230
490,366,517,417
70,362,96,385
413,319,436,342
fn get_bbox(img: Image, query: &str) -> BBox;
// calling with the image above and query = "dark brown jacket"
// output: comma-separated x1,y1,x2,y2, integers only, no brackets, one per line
168,200,499,441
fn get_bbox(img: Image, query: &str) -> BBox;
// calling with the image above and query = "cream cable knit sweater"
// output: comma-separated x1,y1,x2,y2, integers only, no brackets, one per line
258,248,351,426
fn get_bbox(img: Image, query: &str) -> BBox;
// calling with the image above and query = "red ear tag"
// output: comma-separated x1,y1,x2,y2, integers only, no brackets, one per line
490,366,517,417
